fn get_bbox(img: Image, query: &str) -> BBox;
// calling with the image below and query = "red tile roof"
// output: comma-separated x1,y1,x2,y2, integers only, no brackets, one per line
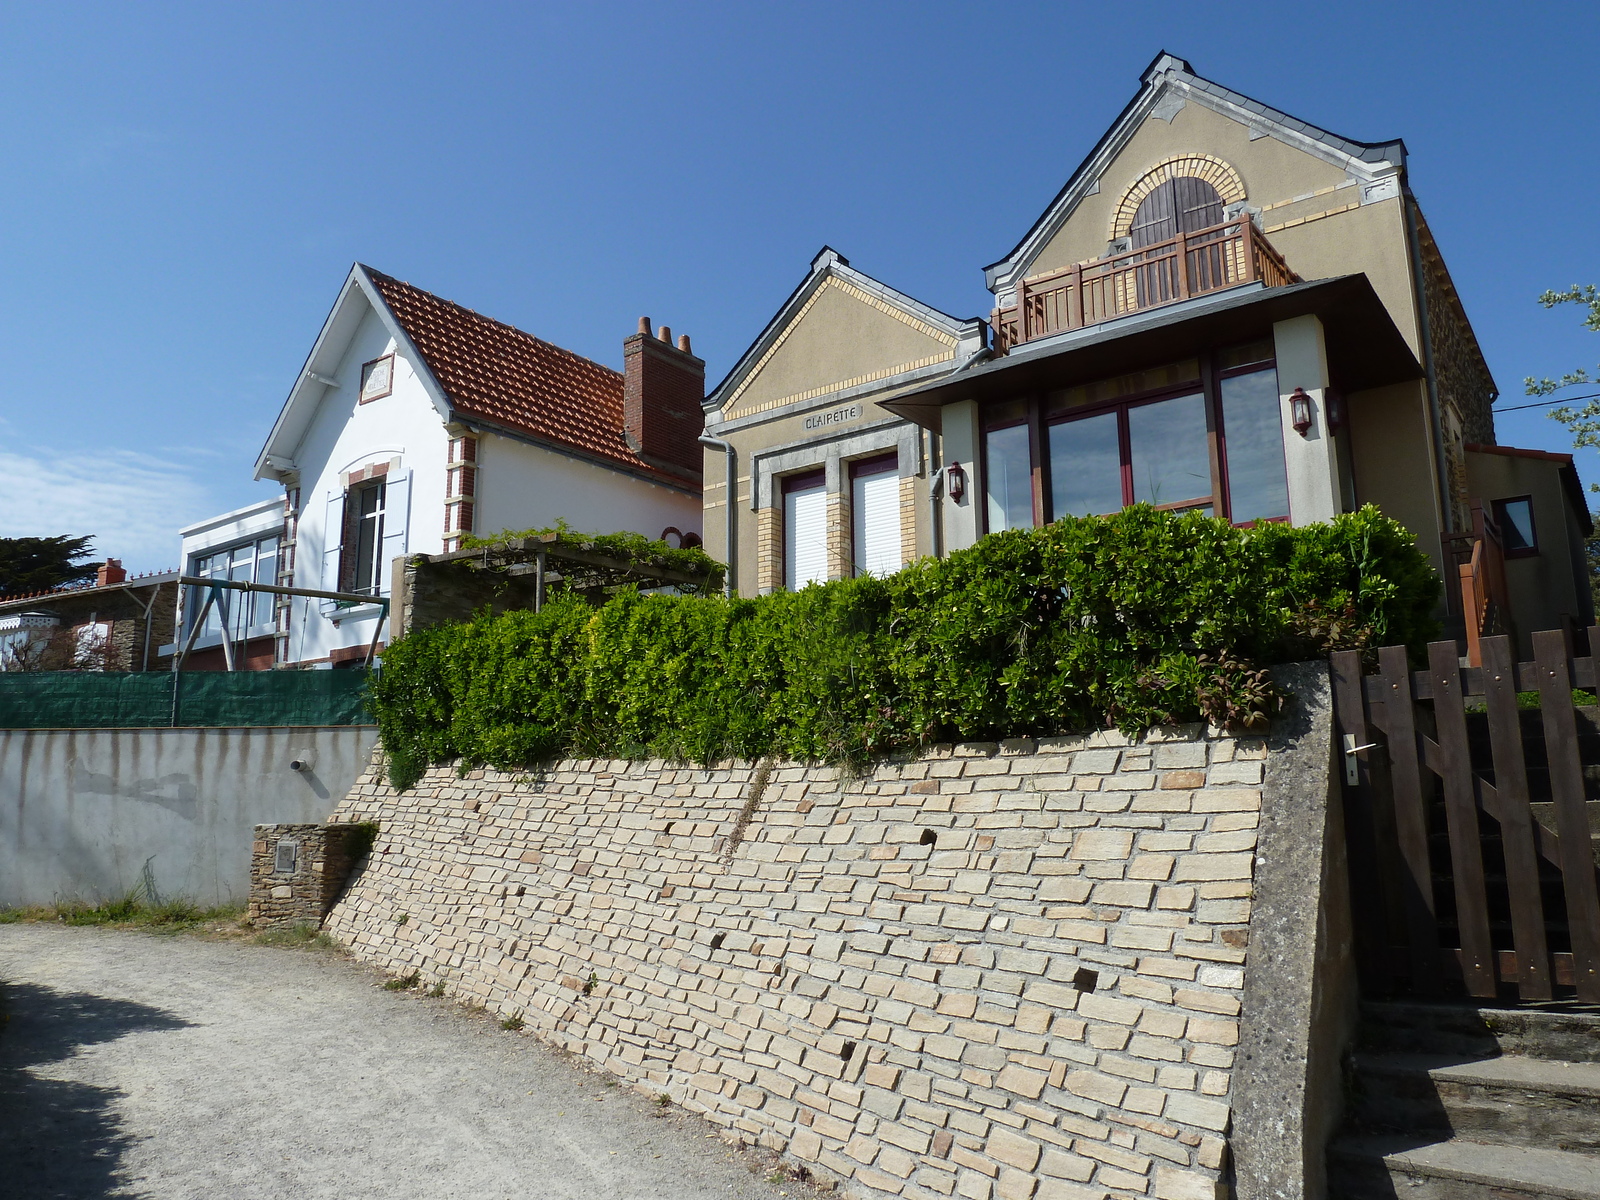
365,268,690,489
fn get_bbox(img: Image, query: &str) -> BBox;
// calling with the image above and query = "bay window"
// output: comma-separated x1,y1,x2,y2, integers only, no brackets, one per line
982,341,1291,530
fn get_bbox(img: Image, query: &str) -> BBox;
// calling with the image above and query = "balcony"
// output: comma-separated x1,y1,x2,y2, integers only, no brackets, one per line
991,216,1299,354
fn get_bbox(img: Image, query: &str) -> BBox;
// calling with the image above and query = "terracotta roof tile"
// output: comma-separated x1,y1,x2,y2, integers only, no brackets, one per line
366,269,686,488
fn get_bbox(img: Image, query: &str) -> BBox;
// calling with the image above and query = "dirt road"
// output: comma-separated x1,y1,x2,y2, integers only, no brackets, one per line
0,923,798,1200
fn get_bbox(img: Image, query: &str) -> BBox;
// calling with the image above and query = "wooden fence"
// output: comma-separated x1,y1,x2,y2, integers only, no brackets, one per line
1332,630,1600,1003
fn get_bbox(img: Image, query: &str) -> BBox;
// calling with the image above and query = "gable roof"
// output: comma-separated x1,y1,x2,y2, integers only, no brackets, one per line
984,52,1408,297
706,247,979,419
255,265,693,492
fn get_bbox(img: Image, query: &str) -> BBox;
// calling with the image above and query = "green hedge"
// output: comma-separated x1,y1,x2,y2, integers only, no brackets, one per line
371,505,1439,788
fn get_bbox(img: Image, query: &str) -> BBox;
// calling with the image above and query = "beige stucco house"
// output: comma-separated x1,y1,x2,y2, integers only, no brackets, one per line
701,52,1590,655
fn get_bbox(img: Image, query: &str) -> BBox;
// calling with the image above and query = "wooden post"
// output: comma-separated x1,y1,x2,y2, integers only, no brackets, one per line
1426,640,1497,996
1174,229,1190,302
1533,629,1600,1001
1375,645,1440,992
534,549,546,613
1481,635,1553,999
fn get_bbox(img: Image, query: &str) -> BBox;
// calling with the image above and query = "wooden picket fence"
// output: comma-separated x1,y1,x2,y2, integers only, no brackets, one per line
1332,630,1600,1003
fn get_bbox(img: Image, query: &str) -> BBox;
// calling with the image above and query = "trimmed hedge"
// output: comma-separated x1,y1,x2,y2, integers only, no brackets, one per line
371,505,1439,788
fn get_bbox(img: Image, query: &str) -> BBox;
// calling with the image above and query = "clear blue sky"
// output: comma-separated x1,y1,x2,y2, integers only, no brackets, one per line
0,1,1595,572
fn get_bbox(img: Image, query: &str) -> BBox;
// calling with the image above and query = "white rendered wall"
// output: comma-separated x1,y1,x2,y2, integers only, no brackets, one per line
940,399,980,551
1271,315,1340,526
285,305,450,665
472,434,701,545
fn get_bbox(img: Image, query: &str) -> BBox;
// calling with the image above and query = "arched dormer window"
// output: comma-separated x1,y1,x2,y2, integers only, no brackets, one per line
1110,154,1247,243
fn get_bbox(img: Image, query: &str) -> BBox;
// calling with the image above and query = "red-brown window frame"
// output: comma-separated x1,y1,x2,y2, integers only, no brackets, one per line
977,343,1288,533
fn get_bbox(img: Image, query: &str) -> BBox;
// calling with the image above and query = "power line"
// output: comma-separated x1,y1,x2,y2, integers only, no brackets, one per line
1495,392,1600,414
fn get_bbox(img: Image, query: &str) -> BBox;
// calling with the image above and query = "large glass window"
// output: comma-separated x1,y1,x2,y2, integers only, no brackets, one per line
986,343,1295,529
1048,411,1123,517
190,535,280,639
984,423,1033,532
1493,496,1537,557
1219,367,1289,523
1127,392,1211,509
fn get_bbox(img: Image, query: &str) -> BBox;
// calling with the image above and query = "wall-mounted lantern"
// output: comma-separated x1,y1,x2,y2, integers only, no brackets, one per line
1287,387,1314,437
1326,388,1344,435
945,461,967,502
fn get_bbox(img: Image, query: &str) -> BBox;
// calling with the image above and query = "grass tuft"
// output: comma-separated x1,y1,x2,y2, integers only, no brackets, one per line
254,922,336,949
383,970,421,991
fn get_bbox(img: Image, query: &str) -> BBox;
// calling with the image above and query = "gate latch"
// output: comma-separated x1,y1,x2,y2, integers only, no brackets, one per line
1342,734,1377,786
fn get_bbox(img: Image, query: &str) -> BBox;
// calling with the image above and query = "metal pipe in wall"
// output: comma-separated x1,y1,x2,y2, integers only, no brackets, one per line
698,435,736,598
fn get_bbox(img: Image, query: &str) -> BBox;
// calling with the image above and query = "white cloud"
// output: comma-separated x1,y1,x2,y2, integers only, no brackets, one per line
0,445,216,574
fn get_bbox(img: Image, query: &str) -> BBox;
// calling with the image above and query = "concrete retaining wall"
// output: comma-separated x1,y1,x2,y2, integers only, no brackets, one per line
0,726,378,908
323,666,1347,1200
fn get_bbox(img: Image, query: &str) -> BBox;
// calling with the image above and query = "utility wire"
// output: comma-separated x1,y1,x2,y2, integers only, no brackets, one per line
1495,391,1600,414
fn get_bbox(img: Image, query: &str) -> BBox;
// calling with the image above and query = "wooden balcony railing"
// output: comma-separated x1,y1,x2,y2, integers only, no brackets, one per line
991,215,1298,354
1445,501,1515,667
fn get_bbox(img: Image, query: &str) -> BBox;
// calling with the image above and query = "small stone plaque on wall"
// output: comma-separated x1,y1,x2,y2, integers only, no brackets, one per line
274,839,299,874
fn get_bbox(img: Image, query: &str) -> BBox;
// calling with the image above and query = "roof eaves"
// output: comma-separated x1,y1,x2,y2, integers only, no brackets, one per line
984,54,1407,292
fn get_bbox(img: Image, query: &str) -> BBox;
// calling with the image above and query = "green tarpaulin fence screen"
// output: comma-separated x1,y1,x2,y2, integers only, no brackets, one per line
0,671,374,728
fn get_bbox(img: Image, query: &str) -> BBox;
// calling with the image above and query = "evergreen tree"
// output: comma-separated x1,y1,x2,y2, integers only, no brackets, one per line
0,535,100,595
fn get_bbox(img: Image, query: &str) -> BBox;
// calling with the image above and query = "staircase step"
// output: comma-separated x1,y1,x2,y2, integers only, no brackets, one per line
1362,1000,1600,1062
1351,1053,1600,1151
1329,1136,1600,1199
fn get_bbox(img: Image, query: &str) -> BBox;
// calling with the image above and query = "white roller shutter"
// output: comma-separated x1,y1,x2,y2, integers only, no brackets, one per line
784,482,828,590
852,466,902,577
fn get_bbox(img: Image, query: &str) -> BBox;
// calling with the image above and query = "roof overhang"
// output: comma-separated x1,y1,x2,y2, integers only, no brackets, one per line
882,275,1422,432
253,264,455,482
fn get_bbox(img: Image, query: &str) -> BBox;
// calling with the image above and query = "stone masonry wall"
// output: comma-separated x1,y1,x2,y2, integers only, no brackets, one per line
250,822,364,928
325,729,1271,1200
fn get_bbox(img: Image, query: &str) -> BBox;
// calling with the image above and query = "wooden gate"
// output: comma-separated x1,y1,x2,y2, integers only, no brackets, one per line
1332,630,1600,1002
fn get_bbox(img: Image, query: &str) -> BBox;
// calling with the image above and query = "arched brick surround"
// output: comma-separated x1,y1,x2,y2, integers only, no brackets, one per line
1111,154,1247,239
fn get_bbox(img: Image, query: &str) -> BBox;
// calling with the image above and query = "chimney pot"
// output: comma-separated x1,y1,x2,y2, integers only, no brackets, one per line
96,558,126,587
638,317,653,336
658,325,671,343
677,333,691,354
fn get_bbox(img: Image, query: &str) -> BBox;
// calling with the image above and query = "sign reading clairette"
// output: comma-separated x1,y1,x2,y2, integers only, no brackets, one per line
804,404,862,431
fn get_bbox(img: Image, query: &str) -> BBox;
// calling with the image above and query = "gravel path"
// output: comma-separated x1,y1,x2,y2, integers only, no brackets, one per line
0,924,800,1200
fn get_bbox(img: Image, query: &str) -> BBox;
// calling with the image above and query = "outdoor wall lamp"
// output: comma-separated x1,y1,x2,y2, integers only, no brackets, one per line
1287,387,1314,437
945,461,966,502
1326,388,1344,435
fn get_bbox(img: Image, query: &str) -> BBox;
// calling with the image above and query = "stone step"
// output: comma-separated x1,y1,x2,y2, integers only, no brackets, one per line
1328,1136,1600,1199
1350,1053,1600,1152
1361,1000,1600,1062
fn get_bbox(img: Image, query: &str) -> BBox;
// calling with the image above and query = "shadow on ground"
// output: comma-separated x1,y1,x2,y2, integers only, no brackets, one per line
0,980,192,1199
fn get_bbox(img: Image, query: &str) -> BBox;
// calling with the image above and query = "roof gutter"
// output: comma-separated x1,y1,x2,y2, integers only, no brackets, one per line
698,435,736,597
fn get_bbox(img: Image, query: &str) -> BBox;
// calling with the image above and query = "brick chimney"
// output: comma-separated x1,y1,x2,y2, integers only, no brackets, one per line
96,558,126,587
623,317,705,479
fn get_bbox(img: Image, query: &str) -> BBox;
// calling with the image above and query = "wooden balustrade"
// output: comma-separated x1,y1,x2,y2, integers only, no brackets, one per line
990,215,1298,354
1445,501,1515,667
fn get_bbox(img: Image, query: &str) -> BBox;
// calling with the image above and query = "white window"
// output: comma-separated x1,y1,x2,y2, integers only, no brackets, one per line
783,471,828,590
190,535,280,639
851,454,902,577
321,468,411,604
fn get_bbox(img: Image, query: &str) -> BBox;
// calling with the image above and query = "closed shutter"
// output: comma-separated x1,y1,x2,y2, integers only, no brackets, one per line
319,491,345,614
378,470,411,596
784,481,828,590
852,464,901,577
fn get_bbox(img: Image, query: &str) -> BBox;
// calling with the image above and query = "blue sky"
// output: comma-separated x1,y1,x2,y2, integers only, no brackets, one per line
0,1,1595,572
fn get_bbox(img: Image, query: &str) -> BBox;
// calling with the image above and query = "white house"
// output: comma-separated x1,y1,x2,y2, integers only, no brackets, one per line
250,264,704,667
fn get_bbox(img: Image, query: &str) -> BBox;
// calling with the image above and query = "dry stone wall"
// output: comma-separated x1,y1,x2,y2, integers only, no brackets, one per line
325,729,1274,1200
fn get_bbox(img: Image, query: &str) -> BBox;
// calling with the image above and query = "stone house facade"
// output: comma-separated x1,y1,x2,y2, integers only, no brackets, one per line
0,560,178,672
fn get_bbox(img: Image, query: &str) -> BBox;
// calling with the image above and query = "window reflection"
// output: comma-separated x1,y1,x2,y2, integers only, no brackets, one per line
1220,368,1289,522
1128,393,1210,507
1048,411,1123,517
985,424,1033,531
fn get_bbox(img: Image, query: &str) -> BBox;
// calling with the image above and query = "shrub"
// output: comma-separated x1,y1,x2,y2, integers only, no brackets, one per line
370,505,1438,787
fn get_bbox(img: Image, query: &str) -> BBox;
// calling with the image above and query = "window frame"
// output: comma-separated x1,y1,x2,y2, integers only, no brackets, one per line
187,534,281,640
849,451,901,577
1492,495,1539,558
780,467,828,591
343,478,388,595
980,342,1287,531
